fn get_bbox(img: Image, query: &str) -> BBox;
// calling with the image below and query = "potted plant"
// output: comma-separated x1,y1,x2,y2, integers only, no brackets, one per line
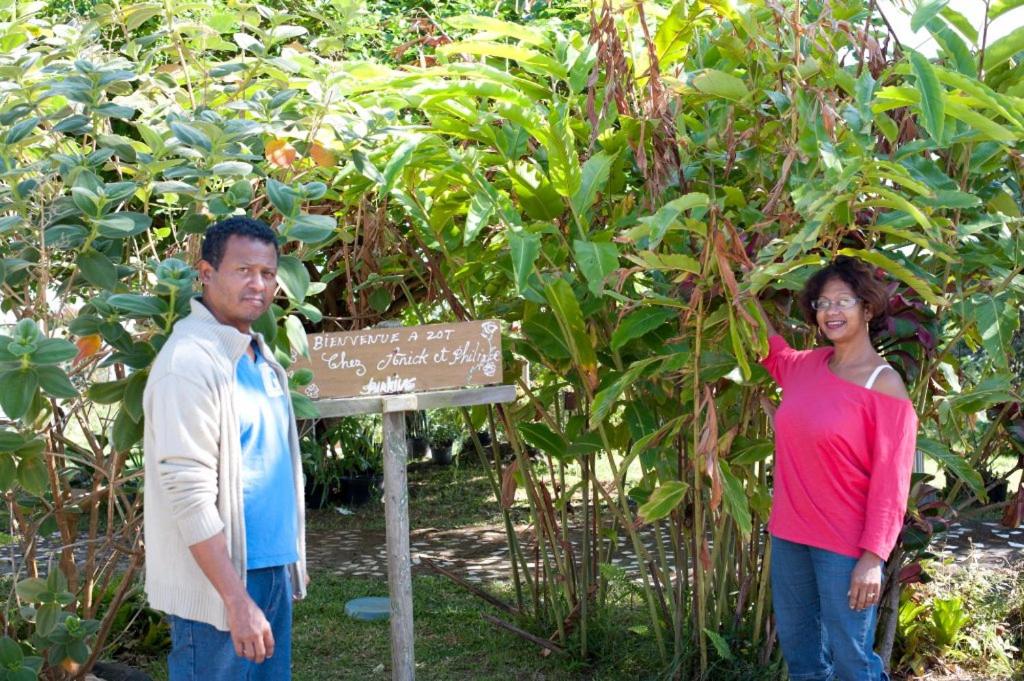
428,409,462,466
406,410,430,460
330,416,383,506
300,429,342,510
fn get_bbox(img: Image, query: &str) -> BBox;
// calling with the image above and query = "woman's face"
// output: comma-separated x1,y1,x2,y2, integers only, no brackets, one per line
815,277,871,344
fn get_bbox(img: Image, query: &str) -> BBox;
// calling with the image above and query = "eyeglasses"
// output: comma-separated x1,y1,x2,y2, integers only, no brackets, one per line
811,296,861,311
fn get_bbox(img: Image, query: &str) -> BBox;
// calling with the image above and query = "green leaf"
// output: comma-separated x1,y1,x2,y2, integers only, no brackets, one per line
35,603,60,637
169,122,212,152
290,390,318,419
210,161,253,177
983,25,1024,72
30,339,77,365
465,190,494,245
728,436,774,466
123,371,147,423
911,0,948,32
836,248,941,306
943,99,1018,143
692,69,748,101
636,193,709,248
15,578,47,603
77,249,120,290
909,50,945,143
543,279,597,384
110,407,143,452
509,231,541,298
969,293,1020,370
0,637,22,667
284,315,309,360
87,378,129,404
267,179,298,218
638,481,689,523
591,356,663,423
0,369,38,420
703,628,734,661
518,422,568,460
926,17,976,77
573,240,618,296
233,32,265,55
522,307,570,359
728,306,751,381
719,464,751,536
991,0,1024,19
107,294,168,317
36,367,77,399
939,6,977,42
546,108,581,198
0,455,16,492
570,151,616,218
123,4,162,30
368,287,392,314
268,25,307,43
276,255,310,301
16,454,48,496
5,117,39,144
445,15,547,46
918,437,984,499
947,374,1014,414
70,187,101,218
96,213,152,238
0,430,26,451
287,214,335,243
352,149,386,185
381,134,424,193
611,307,676,351
435,41,566,78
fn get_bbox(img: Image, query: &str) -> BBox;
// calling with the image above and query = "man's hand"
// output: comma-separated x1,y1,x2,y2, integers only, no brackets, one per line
188,533,277,663
226,593,274,663
848,551,883,611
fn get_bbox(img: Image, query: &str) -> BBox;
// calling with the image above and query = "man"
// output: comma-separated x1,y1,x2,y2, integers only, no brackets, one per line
143,216,307,680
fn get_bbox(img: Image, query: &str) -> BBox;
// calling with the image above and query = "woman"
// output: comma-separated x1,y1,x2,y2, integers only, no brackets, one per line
756,256,917,681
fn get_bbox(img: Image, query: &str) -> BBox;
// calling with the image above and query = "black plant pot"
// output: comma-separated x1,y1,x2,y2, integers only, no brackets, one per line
988,479,1009,504
432,442,453,466
338,474,381,506
407,436,430,460
304,478,333,510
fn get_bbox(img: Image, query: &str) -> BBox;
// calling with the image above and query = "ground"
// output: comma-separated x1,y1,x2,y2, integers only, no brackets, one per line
126,459,1023,680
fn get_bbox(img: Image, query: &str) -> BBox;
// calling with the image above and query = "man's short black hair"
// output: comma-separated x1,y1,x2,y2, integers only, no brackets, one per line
201,216,279,269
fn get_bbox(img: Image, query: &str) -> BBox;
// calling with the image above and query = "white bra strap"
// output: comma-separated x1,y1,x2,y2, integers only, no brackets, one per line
864,365,893,390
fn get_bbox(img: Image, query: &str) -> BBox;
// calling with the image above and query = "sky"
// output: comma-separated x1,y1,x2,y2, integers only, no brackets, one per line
876,0,1024,57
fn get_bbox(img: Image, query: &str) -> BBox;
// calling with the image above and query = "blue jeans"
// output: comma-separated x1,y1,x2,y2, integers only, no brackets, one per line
168,566,293,681
771,537,889,681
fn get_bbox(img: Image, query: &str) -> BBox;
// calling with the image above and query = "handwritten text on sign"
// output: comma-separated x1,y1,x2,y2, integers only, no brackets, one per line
291,320,502,399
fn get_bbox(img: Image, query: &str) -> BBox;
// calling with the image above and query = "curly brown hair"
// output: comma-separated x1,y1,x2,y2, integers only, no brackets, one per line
798,256,890,336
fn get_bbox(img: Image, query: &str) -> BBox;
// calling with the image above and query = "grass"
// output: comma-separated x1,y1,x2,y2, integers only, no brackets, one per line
140,572,671,680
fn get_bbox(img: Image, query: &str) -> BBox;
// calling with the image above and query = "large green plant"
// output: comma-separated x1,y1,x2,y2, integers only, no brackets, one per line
338,0,1024,675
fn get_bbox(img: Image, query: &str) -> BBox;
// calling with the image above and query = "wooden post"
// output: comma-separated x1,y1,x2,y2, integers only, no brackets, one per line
382,406,414,681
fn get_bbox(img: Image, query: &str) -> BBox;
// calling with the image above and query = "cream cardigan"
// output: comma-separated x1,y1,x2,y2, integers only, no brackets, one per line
143,299,307,631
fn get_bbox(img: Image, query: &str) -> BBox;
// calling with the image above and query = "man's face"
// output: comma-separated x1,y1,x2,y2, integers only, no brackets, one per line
197,235,278,334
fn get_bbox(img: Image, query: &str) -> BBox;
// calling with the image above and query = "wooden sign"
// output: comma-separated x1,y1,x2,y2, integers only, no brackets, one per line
291,320,502,400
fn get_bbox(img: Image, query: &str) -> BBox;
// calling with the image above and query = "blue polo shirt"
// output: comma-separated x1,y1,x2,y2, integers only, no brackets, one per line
235,343,299,569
